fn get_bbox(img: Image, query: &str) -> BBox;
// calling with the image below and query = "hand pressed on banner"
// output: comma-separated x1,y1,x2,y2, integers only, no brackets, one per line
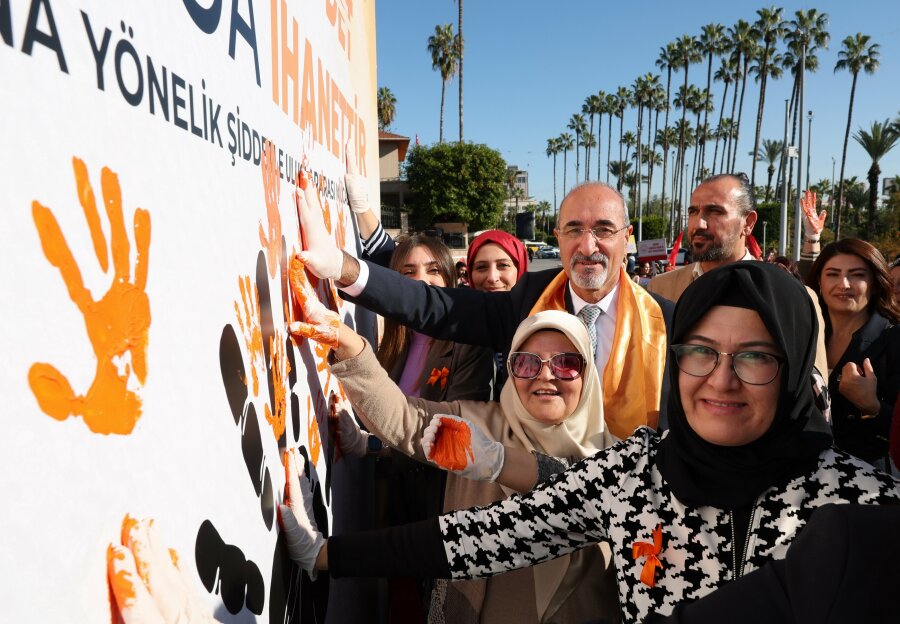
278,448,326,578
259,140,283,279
801,190,827,240
288,256,340,348
328,391,370,461
422,413,505,482
29,157,151,435
108,515,219,624
294,176,343,281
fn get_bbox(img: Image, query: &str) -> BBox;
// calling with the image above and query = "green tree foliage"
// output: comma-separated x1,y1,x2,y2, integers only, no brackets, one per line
635,214,668,240
405,142,507,230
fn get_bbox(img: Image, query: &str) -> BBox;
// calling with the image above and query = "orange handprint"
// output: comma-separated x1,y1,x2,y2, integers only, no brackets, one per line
259,140,282,279
234,276,265,396
29,157,151,435
264,332,291,440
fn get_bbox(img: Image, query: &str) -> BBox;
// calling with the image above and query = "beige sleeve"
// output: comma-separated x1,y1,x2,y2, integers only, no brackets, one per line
805,285,829,376
329,341,461,462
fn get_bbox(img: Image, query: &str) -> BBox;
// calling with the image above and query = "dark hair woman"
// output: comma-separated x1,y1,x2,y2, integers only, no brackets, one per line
806,238,900,466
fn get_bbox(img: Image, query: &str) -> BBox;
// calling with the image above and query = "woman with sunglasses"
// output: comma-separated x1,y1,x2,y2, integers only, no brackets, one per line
289,272,619,624
284,262,899,623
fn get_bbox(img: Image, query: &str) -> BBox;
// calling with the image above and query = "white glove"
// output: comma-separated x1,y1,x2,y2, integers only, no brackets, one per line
345,141,369,214
801,190,827,241
279,448,325,579
422,413,505,482
295,180,344,279
109,515,220,624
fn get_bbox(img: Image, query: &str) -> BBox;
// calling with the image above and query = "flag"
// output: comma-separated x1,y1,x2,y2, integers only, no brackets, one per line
415,134,420,146
746,234,762,259
667,231,683,269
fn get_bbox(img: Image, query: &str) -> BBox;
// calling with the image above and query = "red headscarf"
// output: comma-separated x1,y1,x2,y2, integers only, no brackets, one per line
466,230,529,280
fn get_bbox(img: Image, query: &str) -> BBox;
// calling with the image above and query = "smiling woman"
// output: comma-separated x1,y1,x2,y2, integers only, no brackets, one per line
807,239,900,466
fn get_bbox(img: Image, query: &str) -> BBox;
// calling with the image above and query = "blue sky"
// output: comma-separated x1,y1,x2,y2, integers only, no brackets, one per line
375,0,900,215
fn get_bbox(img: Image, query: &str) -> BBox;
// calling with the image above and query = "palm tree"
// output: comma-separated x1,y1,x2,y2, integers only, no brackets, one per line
727,19,757,172
582,133,598,183
749,6,785,189
426,24,459,143
621,131,637,171
711,56,736,175
699,24,726,179
595,91,608,181
749,42,784,183
656,42,679,223
583,93,604,181
609,160,633,194
673,35,701,211
568,113,588,183
614,87,631,181
606,93,617,185
546,137,561,217
558,133,574,196
377,86,397,130
853,119,899,238
834,33,880,239
454,0,464,141
754,139,784,202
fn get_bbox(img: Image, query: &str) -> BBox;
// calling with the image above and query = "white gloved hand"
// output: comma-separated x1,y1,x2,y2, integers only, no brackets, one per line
345,141,369,214
109,515,220,624
422,413,505,482
330,395,370,458
279,448,325,579
295,178,343,279
801,190,827,241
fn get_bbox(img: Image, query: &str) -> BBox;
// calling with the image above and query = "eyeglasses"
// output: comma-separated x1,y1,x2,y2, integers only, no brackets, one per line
671,344,784,385
508,351,585,381
559,225,628,241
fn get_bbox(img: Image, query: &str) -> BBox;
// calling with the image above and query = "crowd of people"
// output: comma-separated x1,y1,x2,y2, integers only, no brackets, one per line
279,163,899,623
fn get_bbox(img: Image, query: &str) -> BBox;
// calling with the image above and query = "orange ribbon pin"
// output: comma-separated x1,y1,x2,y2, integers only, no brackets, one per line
427,367,450,390
632,523,664,587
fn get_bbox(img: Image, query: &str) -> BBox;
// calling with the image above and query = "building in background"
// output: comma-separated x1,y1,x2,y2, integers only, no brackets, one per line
379,130,411,235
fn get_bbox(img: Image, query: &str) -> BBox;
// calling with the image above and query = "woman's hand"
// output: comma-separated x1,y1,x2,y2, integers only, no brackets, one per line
295,178,344,280
801,190,827,241
839,358,881,417
422,414,505,481
288,256,340,348
330,394,371,458
278,449,326,577
344,142,369,215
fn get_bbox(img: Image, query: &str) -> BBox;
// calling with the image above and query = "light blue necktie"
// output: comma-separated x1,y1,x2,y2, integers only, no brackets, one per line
577,305,601,357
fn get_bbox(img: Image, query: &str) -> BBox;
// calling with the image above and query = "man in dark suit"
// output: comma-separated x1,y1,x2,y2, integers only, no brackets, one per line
300,181,673,437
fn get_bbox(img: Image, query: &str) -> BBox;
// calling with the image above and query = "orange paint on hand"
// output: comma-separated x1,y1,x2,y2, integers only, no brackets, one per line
120,514,151,586
29,157,151,435
107,545,137,610
428,417,474,471
321,197,332,235
259,140,282,279
234,275,265,396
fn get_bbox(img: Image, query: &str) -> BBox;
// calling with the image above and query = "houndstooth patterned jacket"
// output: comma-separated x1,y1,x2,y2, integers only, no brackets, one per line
438,428,900,623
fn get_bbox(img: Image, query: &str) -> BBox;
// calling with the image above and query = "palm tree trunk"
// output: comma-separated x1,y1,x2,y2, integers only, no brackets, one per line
618,114,624,187
439,80,446,143
552,154,558,218
867,161,880,239
766,164,775,202
607,112,613,184
563,148,568,197
597,114,603,181
836,72,858,240
586,115,594,181
712,81,729,175
701,52,714,180
750,45,771,189
725,53,741,171
775,77,798,197
731,59,749,173
661,66,672,215
677,65,689,210
575,133,581,182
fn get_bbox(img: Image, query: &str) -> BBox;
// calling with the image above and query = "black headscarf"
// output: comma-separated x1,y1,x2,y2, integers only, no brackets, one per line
657,262,832,509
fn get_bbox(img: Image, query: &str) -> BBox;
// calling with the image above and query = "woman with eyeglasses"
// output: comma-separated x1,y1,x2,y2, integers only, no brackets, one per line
288,278,619,623
284,262,899,623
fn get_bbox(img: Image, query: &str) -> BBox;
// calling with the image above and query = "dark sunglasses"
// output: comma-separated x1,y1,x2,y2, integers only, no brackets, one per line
508,351,585,381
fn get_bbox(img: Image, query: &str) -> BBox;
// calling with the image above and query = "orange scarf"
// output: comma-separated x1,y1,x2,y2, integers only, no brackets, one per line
529,267,666,437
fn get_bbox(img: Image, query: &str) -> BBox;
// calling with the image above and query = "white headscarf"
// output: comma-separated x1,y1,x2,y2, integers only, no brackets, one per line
499,310,610,460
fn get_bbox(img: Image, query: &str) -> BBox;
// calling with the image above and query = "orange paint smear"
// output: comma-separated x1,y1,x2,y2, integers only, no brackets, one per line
119,514,150,586
29,158,151,435
314,342,333,388
107,545,137,610
429,417,474,471
234,275,264,396
321,196,332,235
328,392,343,463
259,140,282,279
307,395,321,465
264,332,290,440
335,204,347,253
168,548,179,569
